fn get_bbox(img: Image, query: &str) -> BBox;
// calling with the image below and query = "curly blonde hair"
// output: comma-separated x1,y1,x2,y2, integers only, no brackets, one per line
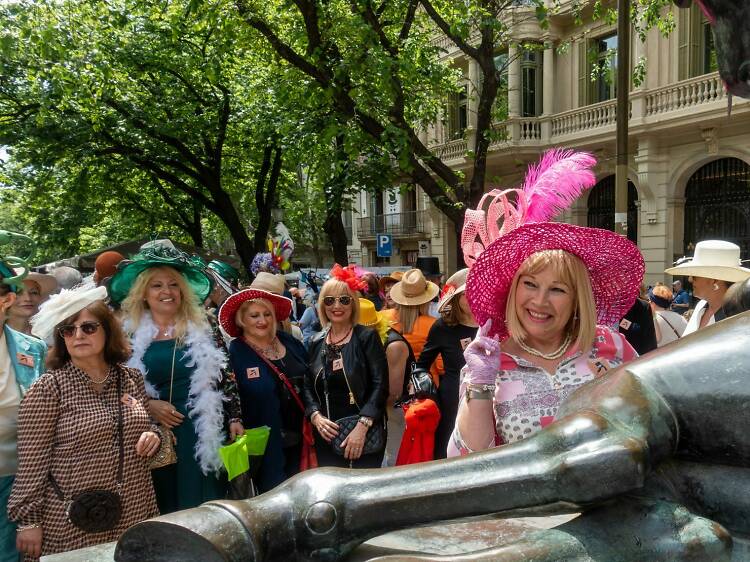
121,266,208,338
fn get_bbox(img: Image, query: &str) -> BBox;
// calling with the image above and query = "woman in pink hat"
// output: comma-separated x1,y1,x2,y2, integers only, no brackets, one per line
449,149,643,456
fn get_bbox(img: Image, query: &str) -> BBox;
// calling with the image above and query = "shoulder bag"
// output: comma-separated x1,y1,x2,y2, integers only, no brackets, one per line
251,344,318,471
148,340,179,470
49,369,124,533
330,328,386,457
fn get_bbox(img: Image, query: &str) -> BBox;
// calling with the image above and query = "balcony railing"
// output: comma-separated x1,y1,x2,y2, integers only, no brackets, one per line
356,210,429,239
645,73,725,116
427,73,745,155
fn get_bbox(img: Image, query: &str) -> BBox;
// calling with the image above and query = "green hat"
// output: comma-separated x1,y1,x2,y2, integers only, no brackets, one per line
107,244,214,304
207,260,240,286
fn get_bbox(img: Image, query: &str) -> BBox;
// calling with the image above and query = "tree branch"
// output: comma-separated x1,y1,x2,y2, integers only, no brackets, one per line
419,0,480,59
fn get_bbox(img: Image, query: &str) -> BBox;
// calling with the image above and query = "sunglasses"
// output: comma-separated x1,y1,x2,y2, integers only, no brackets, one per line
58,321,101,338
322,295,353,307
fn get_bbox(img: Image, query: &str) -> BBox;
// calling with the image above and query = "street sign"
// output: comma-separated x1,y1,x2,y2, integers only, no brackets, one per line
377,234,392,258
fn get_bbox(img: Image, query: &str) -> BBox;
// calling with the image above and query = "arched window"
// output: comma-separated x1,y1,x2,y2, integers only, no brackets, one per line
684,158,750,256
587,176,638,243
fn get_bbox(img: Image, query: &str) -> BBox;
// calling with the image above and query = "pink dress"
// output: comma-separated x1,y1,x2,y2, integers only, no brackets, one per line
450,326,637,454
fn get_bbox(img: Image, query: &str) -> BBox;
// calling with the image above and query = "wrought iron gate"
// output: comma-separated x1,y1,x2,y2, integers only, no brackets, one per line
684,158,750,257
586,176,638,243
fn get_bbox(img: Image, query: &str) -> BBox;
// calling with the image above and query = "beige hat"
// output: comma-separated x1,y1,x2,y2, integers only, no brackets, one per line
437,268,469,313
389,269,439,306
665,240,750,283
250,272,286,295
14,268,58,297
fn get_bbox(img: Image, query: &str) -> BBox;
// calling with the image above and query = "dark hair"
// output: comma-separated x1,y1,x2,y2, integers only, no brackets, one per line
46,301,131,369
0,273,11,296
721,279,750,320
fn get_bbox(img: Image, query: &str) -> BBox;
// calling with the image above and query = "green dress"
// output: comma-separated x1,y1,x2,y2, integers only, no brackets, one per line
143,339,225,513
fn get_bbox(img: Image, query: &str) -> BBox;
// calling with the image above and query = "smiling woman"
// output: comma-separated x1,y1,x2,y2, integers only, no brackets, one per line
111,244,244,515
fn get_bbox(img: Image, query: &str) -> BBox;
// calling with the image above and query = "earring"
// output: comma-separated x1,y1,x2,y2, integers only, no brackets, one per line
713,283,719,291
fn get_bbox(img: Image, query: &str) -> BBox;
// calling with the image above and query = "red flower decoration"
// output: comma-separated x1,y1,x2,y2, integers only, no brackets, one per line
440,283,457,299
330,263,368,292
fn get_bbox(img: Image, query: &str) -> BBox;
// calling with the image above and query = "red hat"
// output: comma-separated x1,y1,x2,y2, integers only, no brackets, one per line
94,251,125,283
218,289,292,338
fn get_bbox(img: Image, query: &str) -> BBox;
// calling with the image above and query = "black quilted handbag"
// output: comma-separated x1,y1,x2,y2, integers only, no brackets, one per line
408,366,438,401
331,415,386,456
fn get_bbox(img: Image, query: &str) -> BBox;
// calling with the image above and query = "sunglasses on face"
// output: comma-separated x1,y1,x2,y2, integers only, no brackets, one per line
323,295,352,306
58,321,101,338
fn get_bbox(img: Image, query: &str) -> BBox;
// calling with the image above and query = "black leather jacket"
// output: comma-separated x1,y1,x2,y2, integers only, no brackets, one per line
304,325,388,421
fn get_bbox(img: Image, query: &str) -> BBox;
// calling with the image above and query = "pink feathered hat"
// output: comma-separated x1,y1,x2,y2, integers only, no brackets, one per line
461,149,644,340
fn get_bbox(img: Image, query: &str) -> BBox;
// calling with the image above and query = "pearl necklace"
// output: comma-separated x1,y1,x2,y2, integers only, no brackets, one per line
517,333,572,361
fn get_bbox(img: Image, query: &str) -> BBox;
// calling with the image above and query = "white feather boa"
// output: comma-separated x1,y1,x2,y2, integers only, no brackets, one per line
125,313,228,476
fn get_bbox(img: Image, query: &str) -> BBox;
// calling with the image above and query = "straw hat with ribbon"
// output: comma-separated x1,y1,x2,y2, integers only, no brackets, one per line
462,149,644,340
665,240,750,283
389,269,440,307
378,270,404,293
437,268,469,314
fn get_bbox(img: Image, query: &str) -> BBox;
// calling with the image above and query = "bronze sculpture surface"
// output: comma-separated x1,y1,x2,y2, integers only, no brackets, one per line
110,312,750,561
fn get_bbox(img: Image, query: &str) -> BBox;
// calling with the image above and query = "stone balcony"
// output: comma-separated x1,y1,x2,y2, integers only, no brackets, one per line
428,73,749,164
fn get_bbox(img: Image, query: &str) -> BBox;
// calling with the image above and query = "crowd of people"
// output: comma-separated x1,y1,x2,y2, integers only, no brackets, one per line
2,152,750,561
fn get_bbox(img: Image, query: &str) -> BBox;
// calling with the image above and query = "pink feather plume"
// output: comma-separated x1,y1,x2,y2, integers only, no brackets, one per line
522,149,597,223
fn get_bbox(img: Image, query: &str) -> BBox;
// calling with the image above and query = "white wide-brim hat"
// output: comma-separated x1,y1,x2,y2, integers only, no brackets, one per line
31,285,108,342
665,240,750,283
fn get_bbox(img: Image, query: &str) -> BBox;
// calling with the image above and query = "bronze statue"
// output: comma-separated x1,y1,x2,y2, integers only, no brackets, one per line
115,313,750,562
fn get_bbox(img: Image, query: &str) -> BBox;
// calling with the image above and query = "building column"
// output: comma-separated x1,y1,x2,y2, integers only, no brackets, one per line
541,40,555,142
507,44,521,141
634,136,673,285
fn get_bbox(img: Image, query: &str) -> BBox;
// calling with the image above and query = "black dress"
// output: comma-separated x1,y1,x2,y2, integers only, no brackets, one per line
417,319,478,459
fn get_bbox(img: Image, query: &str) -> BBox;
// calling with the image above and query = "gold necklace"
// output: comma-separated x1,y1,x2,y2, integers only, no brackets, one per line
247,335,278,358
88,370,111,385
517,333,572,361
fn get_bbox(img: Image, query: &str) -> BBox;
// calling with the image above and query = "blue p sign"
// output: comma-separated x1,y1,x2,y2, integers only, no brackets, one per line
377,234,392,258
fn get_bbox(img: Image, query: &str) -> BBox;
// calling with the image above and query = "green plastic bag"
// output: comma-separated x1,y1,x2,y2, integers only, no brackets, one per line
219,426,270,481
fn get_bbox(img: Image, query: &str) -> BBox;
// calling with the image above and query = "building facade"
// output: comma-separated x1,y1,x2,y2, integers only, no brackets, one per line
347,2,750,285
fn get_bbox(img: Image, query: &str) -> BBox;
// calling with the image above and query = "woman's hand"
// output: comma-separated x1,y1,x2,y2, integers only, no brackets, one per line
463,319,501,385
312,412,339,443
135,431,161,458
148,400,184,428
229,421,244,441
341,422,367,460
17,527,42,559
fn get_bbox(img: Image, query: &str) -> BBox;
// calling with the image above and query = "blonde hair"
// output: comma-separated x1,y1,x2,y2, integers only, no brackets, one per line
317,279,360,328
235,298,277,335
121,266,208,338
395,302,431,334
505,250,596,353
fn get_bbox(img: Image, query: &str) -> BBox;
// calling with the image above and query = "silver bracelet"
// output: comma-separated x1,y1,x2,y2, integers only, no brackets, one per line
465,383,494,403
17,524,40,532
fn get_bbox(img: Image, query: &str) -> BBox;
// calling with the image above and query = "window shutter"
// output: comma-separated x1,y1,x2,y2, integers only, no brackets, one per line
577,39,587,107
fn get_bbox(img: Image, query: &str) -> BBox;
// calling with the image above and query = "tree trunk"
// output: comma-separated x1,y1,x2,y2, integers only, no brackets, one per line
188,200,204,248
325,211,349,265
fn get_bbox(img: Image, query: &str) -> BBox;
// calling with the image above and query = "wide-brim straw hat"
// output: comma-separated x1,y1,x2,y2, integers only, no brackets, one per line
437,268,469,313
466,222,644,340
665,240,750,283
14,268,57,297
218,289,292,338
378,270,404,292
389,269,440,306
250,272,286,295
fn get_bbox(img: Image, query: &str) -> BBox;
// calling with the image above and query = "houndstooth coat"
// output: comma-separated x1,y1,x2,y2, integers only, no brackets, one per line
8,363,159,560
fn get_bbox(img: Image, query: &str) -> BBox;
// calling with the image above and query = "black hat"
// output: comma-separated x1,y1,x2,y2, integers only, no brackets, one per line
415,256,441,277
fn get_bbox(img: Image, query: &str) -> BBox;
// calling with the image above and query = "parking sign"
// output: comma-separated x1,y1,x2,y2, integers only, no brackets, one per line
377,234,392,258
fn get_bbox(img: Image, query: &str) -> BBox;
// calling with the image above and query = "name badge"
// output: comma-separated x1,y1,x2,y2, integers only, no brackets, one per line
121,393,137,408
588,358,612,376
619,318,632,330
16,353,34,368
460,337,472,351
246,367,260,379
332,358,344,371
